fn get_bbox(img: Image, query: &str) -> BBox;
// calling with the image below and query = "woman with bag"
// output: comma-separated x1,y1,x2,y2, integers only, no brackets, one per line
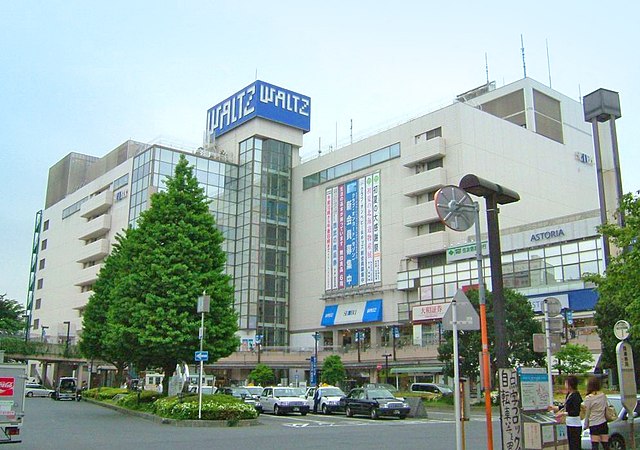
583,376,610,449
549,375,583,450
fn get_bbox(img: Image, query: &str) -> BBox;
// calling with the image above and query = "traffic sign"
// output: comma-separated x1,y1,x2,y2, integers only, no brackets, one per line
544,297,562,317
195,350,209,362
614,320,631,340
442,290,480,331
254,334,263,344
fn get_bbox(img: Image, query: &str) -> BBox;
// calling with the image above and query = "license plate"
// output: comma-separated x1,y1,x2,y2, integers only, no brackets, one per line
293,407,299,412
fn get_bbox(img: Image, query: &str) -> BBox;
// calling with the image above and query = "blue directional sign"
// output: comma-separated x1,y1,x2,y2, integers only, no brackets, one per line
392,326,400,339
195,351,209,362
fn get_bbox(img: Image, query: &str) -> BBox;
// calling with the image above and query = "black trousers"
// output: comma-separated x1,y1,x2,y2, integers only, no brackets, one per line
567,425,582,450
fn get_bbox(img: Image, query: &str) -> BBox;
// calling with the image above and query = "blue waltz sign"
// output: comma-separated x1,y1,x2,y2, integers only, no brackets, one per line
206,80,310,138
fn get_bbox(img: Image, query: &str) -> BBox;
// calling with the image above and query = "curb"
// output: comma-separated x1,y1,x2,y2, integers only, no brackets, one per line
83,398,261,427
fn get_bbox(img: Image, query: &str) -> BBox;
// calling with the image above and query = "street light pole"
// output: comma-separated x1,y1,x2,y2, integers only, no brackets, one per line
382,353,391,384
313,332,320,387
356,330,361,363
197,292,210,420
63,321,71,355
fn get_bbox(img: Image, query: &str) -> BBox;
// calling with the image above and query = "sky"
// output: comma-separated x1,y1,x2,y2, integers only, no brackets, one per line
1,1,639,306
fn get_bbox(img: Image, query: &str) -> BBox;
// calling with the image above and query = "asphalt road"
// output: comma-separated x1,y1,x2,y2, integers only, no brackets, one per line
20,397,503,449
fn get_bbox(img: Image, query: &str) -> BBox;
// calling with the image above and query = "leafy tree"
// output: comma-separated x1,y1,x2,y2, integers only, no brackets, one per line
81,155,239,395
79,236,134,385
248,364,274,386
585,192,640,383
553,343,594,375
321,355,346,386
437,288,544,381
0,294,25,335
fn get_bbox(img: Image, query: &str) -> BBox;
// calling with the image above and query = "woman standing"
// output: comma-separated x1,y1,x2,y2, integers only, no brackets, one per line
550,375,583,450
583,376,610,450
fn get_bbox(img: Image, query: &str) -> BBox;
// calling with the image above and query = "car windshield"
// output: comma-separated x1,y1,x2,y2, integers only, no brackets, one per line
291,388,306,397
274,388,299,397
368,389,395,399
436,385,453,394
245,387,262,395
322,388,344,396
234,388,251,397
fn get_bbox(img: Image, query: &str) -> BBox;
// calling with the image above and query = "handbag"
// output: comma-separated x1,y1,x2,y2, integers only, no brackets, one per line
605,404,617,422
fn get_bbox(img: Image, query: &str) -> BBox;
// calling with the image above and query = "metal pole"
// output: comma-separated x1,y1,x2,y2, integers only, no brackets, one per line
392,327,397,362
609,117,625,228
383,354,391,384
198,310,204,420
357,330,361,363
63,321,71,355
474,203,494,450
314,332,319,387
590,117,611,267
452,299,463,450
544,300,554,406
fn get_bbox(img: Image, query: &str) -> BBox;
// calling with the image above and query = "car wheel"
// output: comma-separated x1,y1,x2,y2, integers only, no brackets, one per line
322,404,331,415
26,392,33,398
274,405,281,416
345,406,354,417
370,407,379,420
399,415,407,420
300,411,307,416
609,435,625,450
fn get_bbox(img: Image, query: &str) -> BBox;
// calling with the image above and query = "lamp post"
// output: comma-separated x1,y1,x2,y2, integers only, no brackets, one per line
355,330,361,363
197,292,210,420
459,174,520,370
63,321,71,355
312,332,320,387
382,353,391,384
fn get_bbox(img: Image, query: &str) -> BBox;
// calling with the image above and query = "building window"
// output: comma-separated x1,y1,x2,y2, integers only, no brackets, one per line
415,127,442,143
35,298,42,309
39,259,45,270
427,158,444,170
36,278,43,289
41,239,47,251
42,220,49,231
33,318,39,330
429,222,445,233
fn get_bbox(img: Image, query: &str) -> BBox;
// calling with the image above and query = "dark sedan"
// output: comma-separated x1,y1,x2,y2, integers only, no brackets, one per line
342,387,410,419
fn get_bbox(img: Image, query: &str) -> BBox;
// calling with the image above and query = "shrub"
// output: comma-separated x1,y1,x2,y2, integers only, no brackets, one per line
153,394,257,423
84,387,128,400
116,390,161,408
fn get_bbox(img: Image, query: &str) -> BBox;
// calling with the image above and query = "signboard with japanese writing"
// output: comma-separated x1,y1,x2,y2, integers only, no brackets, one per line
325,172,381,291
446,241,488,263
499,368,522,450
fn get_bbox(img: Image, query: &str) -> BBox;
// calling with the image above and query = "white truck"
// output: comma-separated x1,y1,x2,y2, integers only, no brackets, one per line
0,363,26,444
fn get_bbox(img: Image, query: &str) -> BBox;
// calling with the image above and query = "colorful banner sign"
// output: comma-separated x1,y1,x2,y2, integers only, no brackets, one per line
326,172,381,290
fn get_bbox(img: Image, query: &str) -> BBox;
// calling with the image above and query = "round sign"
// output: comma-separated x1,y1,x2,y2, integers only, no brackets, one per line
614,320,631,340
435,185,475,232
543,297,562,317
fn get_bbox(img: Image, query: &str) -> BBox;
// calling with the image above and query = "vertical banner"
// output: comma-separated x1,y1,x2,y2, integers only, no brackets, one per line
331,187,339,290
325,190,333,291
499,368,522,450
365,174,374,284
358,177,367,286
345,180,359,287
338,184,346,289
372,172,381,282
325,172,381,291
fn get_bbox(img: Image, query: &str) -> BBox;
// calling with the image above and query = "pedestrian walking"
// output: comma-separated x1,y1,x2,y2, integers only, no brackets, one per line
583,376,610,450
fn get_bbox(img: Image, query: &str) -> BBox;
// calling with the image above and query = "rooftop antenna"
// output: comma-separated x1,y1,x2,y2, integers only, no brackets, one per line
546,39,552,88
520,34,527,78
485,52,489,84
318,137,322,156
350,119,353,144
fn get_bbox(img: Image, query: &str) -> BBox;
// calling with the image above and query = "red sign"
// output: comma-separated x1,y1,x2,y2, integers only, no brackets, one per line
0,378,15,396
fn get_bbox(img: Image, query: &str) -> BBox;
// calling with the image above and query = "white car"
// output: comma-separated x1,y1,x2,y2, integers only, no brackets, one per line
305,386,346,414
25,383,54,398
260,387,310,416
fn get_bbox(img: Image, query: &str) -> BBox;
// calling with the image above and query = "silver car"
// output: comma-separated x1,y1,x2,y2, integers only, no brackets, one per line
581,395,640,450
25,383,54,398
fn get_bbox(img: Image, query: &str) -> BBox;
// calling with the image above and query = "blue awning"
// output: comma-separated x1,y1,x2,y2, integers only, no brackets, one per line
321,299,383,326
